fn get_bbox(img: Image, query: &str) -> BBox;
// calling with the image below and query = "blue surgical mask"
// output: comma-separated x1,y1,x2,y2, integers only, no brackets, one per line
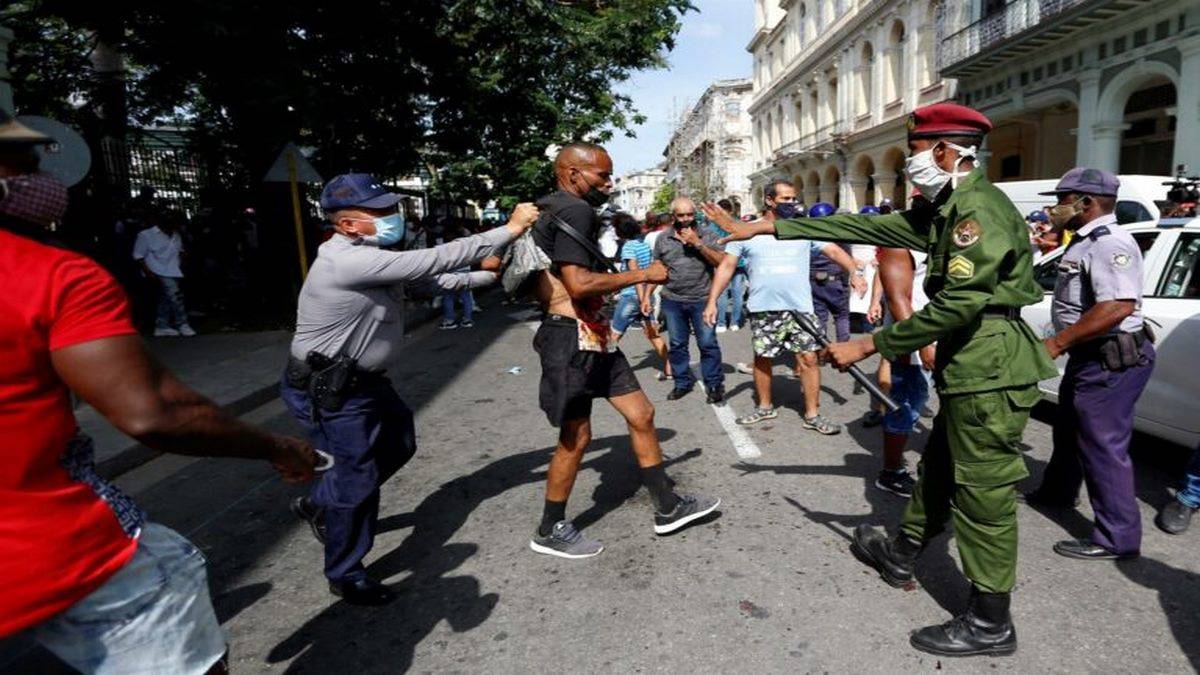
358,213,405,247
774,202,800,220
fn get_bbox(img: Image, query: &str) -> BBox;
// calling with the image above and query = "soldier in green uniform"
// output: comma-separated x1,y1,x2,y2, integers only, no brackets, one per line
703,102,1056,657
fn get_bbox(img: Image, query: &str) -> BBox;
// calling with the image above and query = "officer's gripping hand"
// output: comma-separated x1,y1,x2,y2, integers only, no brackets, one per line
850,274,868,298
268,436,318,483
480,255,502,272
643,260,669,284
699,202,774,244
919,344,936,371
820,336,877,371
505,202,540,236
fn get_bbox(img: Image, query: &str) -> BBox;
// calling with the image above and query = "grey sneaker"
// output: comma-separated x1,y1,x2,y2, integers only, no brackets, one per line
529,521,603,559
654,494,721,535
802,414,841,435
736,406,778,425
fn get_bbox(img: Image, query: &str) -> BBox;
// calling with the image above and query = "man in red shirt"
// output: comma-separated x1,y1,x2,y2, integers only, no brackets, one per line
0,115,315,674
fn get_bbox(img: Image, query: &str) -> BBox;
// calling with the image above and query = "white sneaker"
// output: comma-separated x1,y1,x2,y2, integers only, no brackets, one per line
715,325,727,334
177,324,197,337
154,327,180,337
730,324,741,332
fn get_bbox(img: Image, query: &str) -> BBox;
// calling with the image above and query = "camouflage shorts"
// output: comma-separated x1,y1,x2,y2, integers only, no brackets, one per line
749,311,820,358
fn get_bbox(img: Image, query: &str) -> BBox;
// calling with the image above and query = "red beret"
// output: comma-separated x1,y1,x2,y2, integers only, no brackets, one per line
906,103,993,139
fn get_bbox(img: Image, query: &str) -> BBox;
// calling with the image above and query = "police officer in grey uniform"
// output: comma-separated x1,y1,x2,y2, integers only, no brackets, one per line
282,173,538,604
1025,168,1155,560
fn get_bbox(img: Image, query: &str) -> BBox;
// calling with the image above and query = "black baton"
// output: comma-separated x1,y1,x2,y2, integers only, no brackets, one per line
795,313,900,413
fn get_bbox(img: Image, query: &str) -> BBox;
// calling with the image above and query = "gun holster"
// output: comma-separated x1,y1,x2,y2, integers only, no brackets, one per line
1099,332,1143,371
286,352,359,412
309,352,358,412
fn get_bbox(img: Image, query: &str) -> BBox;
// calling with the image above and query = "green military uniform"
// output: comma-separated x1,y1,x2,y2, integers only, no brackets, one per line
775,168,1056,593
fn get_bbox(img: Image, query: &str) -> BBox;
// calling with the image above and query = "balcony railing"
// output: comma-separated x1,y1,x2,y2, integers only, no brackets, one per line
939,0,1090,71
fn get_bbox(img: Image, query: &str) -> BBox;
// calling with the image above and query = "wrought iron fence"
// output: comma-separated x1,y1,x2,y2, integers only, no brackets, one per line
100,127,208,215
939,0,1092,70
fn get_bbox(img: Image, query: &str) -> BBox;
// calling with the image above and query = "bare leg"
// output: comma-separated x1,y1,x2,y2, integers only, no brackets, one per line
798,351,821,418
607,389,663,468
875,358,893,412
753,355,773,408
644,323,671,376
545,417,592,502
883,432,908,471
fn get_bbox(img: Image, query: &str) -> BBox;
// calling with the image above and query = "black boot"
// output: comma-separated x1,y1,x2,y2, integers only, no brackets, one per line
849,525,921,589
910,589,1017,657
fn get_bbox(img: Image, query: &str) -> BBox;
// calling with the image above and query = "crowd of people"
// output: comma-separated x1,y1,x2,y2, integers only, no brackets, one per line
4,97,1199,674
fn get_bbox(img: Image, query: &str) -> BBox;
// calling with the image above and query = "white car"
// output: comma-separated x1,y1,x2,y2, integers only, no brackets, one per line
996,175,1171,225
1020,217,1200,449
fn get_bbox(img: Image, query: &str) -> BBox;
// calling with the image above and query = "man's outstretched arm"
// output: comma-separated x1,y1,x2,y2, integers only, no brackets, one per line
558,261,667,300
52,335,317,482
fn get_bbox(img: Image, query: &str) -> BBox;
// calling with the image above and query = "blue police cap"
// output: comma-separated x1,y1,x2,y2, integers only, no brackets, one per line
320,173,403,211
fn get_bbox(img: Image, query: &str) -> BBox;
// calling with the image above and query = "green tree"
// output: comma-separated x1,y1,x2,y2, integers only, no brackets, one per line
4,0,694,205
650,181,676,213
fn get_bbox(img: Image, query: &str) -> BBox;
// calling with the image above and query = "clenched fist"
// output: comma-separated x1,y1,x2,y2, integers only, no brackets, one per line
643,260,669,284
505,202,540,235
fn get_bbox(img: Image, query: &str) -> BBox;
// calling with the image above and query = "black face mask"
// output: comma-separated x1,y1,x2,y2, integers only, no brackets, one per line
574,170,609,208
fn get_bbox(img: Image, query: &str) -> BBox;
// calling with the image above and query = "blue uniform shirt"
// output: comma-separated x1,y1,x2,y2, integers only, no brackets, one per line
1051,213,1144,334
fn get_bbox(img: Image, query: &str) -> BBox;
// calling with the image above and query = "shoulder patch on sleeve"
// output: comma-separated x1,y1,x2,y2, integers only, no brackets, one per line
952,220,981,248
1111,251,1132,269
947,255,975,279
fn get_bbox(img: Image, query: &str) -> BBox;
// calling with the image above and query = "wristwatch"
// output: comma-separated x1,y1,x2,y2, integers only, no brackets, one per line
853,269,866,278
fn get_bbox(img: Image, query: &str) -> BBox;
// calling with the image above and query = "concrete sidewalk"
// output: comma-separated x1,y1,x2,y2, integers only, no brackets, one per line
82,330,294,478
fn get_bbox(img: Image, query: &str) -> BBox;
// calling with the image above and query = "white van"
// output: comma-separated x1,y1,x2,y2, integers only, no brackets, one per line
995,175,1171,224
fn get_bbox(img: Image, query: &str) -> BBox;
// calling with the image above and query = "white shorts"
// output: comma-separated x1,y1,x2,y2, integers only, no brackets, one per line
30,523,226,675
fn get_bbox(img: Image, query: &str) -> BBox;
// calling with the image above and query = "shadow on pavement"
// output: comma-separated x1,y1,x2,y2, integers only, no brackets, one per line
268,430,694,672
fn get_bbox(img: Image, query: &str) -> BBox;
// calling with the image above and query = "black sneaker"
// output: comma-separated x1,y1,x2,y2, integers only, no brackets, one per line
875,470,916,498
529,521,603,559
290,495,326,543
705,385,725,405
666,387,693,401
654,494,720,534
460,320,474,328
438,320,458,330
862,410,884,427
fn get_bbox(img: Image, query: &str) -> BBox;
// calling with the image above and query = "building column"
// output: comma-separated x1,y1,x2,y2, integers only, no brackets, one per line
0,25,12,113
873,171,900,206
1074,69,1101,167
872,38,886,121
847,179,869,211
1174,36,1200,173
1090,122,1129,173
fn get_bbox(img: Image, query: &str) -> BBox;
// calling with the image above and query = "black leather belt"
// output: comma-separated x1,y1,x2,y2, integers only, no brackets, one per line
1069,328,1149,359
981,306,1021,320
284,354,386,390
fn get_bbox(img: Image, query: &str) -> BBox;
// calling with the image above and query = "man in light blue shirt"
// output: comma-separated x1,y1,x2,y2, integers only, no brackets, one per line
704,179,863,433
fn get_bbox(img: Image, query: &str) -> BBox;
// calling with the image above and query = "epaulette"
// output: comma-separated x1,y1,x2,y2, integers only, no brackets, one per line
1087,226,1111,239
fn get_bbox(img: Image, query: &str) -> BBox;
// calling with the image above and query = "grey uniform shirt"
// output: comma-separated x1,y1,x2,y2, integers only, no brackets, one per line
290,227,511,371
1051,213,1144,334
653,225,724,302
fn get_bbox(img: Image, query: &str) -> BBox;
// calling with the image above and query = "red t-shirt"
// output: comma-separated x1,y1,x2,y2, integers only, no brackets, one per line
0,229,140,636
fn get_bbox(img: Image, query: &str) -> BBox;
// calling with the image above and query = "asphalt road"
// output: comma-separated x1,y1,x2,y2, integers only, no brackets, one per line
9,304,1199,673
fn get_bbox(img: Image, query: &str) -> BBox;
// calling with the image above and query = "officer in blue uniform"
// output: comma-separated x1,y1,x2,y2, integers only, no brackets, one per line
807,202,857,342
1024,168,1155,560
281,174,538,604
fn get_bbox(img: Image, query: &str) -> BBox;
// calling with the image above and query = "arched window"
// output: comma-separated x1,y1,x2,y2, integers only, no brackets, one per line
886,21,905,104
856,42,875,118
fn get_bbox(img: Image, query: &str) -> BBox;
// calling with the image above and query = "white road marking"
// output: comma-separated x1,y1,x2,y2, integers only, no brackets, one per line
696,373,763,460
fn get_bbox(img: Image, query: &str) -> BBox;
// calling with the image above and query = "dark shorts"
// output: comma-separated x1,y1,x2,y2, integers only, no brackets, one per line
533,315,641,427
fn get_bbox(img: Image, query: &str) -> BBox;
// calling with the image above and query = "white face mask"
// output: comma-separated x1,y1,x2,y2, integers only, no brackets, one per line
904,142,977,200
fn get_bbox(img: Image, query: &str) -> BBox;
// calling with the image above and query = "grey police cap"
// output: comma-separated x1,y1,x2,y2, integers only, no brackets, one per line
1039,167,1120,197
